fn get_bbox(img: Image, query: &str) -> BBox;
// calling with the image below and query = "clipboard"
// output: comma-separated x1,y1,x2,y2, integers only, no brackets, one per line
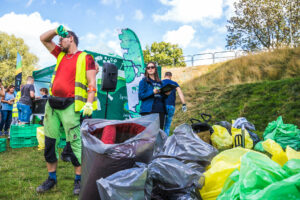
160,83,177,93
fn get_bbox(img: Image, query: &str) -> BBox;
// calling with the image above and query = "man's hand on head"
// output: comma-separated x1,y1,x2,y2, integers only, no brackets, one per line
56,25,68,38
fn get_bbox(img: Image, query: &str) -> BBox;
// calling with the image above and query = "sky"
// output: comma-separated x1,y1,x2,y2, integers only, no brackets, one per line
0,0,237,67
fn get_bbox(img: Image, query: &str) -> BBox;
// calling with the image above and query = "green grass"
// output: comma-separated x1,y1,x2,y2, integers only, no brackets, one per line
171,77,300,137
0,141,78,200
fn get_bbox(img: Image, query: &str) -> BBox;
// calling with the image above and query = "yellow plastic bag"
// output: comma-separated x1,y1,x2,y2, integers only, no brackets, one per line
200,148,251,200
262,139,300,166
262,139,288,166
36,126,45,150
286,146,300,160
231,127,253,149
211,125,232,150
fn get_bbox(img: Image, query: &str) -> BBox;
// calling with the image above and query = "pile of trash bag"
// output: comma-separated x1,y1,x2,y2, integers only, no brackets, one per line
217,152,300,200
199,148,251,200
80,114,166,200
95,123,218,200
211,118,260,150
200,147,300,200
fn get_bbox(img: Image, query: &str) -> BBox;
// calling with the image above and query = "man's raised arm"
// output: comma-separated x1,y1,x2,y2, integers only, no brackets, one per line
40,29,57,52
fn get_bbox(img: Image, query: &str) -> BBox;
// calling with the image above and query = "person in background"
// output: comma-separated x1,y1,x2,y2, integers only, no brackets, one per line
0,85,15,136
138,62,169,129
40,88,49,98
0,79,5,123
162,72,187,136
11,85,22,126
17,76,35,124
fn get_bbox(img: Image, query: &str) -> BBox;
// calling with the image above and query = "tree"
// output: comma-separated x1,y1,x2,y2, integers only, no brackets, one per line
226,0,299,51
0,32,38,86
143,42,186,67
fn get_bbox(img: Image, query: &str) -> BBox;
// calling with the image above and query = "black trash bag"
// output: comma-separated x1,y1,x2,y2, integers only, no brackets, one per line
80,114,166,200
144,124,217,199
156,124,218,173
215,121,232,135
97,162,148,200
145,157,204,200
248,130,261,146
190,113,214,144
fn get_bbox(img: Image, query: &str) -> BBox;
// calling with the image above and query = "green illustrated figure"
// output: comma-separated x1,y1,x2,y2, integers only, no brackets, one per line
119,28,146,118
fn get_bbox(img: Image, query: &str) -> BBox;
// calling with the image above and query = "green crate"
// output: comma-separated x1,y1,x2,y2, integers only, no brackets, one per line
58,138,66,148
10,136,38,148
0,138,6,152
10,124,42,138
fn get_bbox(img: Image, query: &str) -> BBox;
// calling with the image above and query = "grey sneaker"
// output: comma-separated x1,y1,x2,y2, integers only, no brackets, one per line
36,177,57,193
73,180,80,195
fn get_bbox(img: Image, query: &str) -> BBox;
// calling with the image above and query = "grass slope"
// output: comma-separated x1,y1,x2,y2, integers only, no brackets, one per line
172,77,300,136
191,47,300,87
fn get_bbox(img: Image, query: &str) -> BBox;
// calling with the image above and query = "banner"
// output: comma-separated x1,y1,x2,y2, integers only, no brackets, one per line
15,52,22,91
119,28,145,118
85,51,129,120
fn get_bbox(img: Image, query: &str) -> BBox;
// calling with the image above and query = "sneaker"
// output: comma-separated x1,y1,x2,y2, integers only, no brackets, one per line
36,177,57,193
73,180,80,195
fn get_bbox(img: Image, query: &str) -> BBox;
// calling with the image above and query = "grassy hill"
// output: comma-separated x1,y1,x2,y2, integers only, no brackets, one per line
170,47,300,136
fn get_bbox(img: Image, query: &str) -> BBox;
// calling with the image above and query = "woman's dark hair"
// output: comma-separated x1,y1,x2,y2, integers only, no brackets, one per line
144,62,161,82
6,85,15,92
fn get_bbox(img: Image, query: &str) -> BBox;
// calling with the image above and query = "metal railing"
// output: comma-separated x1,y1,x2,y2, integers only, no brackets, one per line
183,50,248,66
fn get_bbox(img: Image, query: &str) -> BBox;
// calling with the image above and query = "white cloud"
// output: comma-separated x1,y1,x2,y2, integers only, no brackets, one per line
26,0,34,7
153,0,223,23
115,15,124,22
163,25,196,48
134,10,144,21
224,0,238,18
0,12,62,67
80,29,122,57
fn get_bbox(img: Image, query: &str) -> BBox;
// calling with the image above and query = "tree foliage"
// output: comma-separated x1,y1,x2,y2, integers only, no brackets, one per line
226,0,300,51
143,42,186,67
0,32,38,86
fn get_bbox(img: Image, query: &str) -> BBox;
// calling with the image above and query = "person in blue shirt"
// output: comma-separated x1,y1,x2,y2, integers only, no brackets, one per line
138,62,169,130
0,85,15,136
40,88,49,98
162,72,187,136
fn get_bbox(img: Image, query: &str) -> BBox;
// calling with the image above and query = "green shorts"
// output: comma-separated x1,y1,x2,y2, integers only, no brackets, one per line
44,102,82,164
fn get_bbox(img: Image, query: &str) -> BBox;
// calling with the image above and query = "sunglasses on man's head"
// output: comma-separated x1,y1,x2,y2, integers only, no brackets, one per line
146,66,155,70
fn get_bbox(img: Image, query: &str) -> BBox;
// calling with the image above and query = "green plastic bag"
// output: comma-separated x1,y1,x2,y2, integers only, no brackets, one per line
263,116,300,150
217,152,300,200
254,141,265,152
283,159,300,176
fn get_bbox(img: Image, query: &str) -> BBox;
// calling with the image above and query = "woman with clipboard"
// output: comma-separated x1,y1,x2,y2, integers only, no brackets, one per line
138,62,169,129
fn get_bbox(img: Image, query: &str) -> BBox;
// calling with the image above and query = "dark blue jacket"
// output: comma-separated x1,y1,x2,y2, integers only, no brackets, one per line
138,78,165,113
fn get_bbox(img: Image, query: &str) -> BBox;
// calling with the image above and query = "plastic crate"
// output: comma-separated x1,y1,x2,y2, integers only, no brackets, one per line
10,124,42,138
58,138,66,148
10,136,38,148
0,138,6,152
